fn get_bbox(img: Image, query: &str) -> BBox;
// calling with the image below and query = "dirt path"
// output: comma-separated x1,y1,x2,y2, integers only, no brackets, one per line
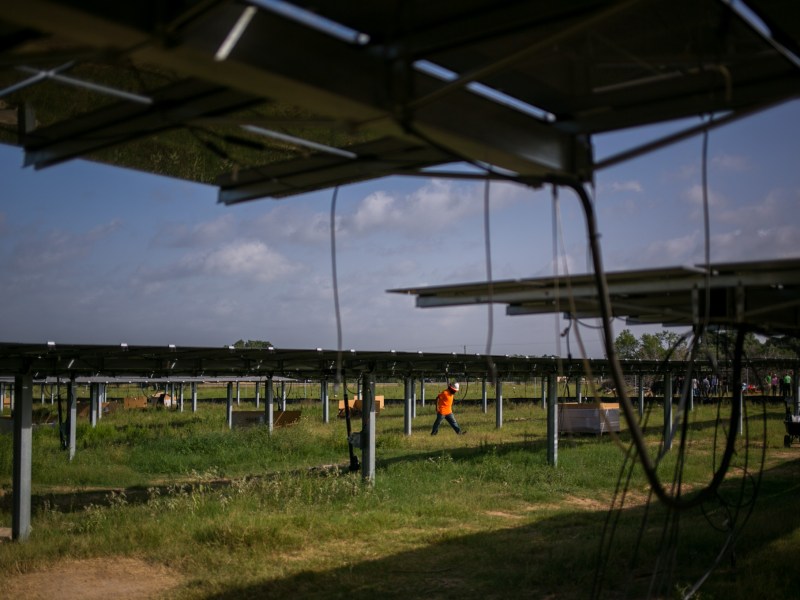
0,557,183,599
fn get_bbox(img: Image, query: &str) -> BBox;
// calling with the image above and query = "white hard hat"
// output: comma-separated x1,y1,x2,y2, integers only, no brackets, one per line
450,382,460,391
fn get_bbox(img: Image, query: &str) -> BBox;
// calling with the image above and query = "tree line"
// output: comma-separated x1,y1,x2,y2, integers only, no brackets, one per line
613,329,798,361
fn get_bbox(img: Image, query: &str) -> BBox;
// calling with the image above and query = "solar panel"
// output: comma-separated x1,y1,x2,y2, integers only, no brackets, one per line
2,1,796,198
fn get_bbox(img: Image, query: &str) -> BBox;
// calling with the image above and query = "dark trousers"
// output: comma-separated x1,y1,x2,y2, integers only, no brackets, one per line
431,412,461,435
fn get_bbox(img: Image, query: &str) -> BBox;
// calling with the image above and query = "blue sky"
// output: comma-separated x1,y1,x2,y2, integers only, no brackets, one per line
1,100,798,357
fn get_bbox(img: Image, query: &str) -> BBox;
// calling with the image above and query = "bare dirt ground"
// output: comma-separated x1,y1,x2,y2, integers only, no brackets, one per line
0,556,183,599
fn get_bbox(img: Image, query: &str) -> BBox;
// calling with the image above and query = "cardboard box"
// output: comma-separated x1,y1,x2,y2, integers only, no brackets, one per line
231,410,301,429
337,395,384,417
559,402,620,434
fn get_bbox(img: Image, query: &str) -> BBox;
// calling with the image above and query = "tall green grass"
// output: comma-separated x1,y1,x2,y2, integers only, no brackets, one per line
1,400,797,599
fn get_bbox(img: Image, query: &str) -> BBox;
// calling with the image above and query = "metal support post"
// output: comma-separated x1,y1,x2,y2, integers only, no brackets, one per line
738,383,744,436
50,385,54,405
236,381,240,406
482,378,488,413
40,385,45,405
255,381,260,409
411,377,417,418
638,374,645,419
420,377,425,407
547,372,558,466
664,372,673,451
281,381,286,411
89,382,98,427
542,375,547,409
68,378,77,461
266,377,274,433
1,382,5,414
226,382,233,429
98,383,105,420
496,379,503,428
191,382,198,413
689,377,694,412
361,374,376,485
321,379,329,423
576,377,583,403
404,378,412,436
12,374,33,541
179,383,184,413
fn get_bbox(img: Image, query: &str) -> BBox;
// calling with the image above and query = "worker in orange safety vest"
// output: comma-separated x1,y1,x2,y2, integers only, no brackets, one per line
430,381,466,435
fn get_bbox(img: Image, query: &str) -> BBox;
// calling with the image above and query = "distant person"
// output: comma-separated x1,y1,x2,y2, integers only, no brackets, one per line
710,374,718,397
783,372,793,399
431,381,466,436
701,376,710,399
771,374,779,397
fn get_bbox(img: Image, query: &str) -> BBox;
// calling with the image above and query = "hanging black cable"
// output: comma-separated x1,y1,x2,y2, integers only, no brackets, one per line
483,178,498,386
330,185,343,388
329,185,358,472
342,375,359,473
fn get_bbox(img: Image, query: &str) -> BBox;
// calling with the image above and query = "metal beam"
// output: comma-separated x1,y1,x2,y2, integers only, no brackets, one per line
3,1,587,180
24,81,260,170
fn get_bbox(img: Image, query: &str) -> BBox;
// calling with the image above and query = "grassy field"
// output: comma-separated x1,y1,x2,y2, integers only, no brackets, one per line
1,394,798,599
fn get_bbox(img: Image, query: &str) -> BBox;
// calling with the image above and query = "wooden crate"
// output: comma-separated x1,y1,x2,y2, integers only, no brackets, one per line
559,402,620,434
123,396,148,409
337,395,384,417
231,410,301,429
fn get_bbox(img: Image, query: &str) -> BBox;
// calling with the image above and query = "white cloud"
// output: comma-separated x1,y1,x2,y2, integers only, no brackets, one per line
345,179,490,236
249,204,331,245
7,219,121,273
154,214,236,247
202,240,297,281
684,184,726,208
534,251,582,277
133,240,300,288
711,153,750,172
710,225,800,262
243,179,528,249
715,188,787,225
608,180,643,193
634,232,700,267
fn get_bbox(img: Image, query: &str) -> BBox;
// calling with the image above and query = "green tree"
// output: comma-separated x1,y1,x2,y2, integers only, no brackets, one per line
657,331,689,360
763,335,800,359
638,333,663,360
614,329,639,359
231,339,274,349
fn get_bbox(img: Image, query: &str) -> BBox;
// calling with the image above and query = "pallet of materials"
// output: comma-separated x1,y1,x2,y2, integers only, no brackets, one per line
559,402,620,434
337,395,384,417
231,410,301,429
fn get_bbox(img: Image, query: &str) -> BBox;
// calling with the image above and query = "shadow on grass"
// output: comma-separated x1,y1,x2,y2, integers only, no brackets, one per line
0,466,349,515
198,457,800,600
